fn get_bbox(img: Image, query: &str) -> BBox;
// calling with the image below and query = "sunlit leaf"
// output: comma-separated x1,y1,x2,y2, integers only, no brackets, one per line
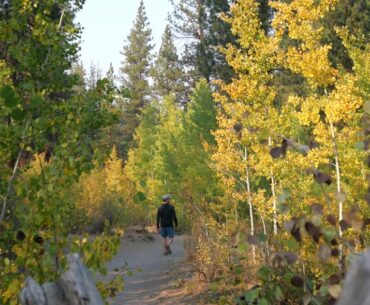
328,284,342,299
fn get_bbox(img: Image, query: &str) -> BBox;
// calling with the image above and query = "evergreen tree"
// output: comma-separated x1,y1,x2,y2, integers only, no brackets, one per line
151,25,186,104
170,0,272,83
322,0,370,71
181,79,220,203
169,0,211,82
71,61,87,95
87,62,102,90
203,0,237,82
106,63,115,84
186,79,217,145
119,0,154,150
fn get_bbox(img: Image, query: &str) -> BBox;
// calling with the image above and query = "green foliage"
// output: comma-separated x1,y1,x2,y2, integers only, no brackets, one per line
0,1,123,303
126,80,220,227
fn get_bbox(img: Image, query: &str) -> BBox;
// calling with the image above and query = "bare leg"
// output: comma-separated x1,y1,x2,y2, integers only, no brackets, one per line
163,237,168,254
166,237,173,254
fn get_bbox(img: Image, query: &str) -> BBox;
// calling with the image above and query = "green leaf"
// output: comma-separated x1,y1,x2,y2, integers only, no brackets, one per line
30,96,43,109
210,282,218,292
19,83,34,90
4,258,10,266
219,296,228,305
257,266,270,281
126,270,133,276
99,267,108,276
258,128,270,142
12,108,26,121
286,238,300,251
274,286,284,301
1,85,19,108
319,285,329,297
257,233,267,243
244,288,258,303
322,227,336,242
257,298,269,305
238,242,248,253
234,265,243,275
133,191,146,203
354,141,365,151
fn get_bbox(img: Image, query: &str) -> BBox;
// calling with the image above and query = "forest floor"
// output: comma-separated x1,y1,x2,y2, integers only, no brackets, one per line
105,229,203,305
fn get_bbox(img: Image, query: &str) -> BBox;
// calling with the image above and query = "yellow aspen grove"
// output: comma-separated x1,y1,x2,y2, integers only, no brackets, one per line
214,0,284,243
213,0,369,302
272,0,366,239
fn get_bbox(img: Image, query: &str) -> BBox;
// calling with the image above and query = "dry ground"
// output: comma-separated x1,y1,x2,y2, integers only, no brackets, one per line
105,232,201,305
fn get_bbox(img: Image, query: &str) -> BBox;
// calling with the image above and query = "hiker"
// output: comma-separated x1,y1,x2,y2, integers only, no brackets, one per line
157,194,178,255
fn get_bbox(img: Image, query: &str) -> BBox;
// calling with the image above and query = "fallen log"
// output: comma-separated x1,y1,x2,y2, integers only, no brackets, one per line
20,253,104,305
336,249,370,305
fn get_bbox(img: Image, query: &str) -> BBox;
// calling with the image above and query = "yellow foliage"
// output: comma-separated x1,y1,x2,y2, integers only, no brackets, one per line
211,0,369,293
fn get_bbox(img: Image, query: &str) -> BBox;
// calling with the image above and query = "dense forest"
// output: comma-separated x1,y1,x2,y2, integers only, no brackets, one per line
0,0,370,304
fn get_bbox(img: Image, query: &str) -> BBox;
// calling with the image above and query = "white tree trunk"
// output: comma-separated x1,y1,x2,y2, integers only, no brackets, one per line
268,137,278,236
330,122,343,237
244,147,256,262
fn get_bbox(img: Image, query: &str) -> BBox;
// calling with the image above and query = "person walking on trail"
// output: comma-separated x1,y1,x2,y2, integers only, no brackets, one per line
157,195,178,255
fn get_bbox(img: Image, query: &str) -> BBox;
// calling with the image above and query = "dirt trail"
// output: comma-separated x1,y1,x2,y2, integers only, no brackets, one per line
106,234,195,305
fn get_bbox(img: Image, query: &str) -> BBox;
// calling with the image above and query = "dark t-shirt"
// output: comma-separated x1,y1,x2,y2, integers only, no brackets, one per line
157,203,178,229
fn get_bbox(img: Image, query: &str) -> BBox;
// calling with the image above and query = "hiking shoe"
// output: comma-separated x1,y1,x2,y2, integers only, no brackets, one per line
166,245,172,255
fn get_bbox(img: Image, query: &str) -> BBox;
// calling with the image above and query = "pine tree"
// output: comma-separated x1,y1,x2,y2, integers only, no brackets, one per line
151,25,186,104
87,62,102,90
106,63,115,84
71,61,87,95
203,0,237,82
170,0,222,83
181,79,220,203
119,0,154,150
323,0,370,71
170,0,272,83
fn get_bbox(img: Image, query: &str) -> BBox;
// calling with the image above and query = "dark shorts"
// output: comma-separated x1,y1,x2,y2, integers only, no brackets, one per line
160,227,175,238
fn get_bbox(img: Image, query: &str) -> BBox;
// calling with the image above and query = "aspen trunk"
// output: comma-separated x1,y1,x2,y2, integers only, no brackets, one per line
330,122,343,237
244,147,256,262
268,137,278,236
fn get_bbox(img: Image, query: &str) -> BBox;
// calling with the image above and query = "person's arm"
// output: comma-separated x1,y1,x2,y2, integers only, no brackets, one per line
156,207,161,229
173,206,178,227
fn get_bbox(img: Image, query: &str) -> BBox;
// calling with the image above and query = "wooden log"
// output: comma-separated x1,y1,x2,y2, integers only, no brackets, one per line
336,249,370,305
20,253,104,305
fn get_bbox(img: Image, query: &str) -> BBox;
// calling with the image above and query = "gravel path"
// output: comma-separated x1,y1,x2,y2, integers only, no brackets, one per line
106,234,193,305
